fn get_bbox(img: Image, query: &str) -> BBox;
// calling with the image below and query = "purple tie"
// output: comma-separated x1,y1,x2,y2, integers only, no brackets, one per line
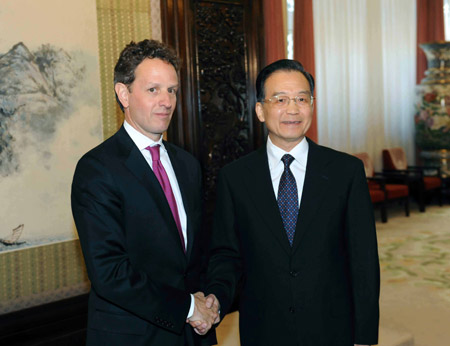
277,154,298,246
146,145,186,253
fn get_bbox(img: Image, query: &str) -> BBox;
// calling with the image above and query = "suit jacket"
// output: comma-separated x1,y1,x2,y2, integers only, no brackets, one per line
207,138,380,346
71,126,216,346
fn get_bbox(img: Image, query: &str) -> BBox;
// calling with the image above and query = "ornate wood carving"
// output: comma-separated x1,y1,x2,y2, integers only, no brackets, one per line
194,1,250,204
161,0,264,218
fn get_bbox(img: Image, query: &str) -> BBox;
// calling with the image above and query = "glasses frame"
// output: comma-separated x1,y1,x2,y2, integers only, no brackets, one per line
261,94,315,107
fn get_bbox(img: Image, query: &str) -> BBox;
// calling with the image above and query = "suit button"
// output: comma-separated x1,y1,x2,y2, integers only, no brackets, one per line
289,307,295,313
289,271,298,277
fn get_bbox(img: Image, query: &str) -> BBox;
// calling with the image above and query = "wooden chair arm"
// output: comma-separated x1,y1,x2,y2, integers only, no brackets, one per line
383,168,422,175
374,171,409,184
407,165,441,177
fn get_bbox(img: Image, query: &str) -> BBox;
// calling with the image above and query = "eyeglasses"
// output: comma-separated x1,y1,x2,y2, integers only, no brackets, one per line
262,95,314,107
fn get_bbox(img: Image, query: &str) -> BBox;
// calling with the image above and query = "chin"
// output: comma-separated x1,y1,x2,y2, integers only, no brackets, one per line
284,131,305,140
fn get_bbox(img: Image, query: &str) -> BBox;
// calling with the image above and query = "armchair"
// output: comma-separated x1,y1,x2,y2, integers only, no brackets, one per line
382,147,442,212
354,152,410,223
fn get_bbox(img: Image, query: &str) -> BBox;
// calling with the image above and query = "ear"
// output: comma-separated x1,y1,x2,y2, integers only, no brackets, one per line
255,102,265,123
115,83,130,109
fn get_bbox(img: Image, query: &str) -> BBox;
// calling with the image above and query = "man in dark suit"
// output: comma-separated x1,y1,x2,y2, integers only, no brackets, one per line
205,59,380,346
71,39,218,346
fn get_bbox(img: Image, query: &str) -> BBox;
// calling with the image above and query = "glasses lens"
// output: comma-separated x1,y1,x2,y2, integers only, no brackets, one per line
268,96,289,106
295,96,311,105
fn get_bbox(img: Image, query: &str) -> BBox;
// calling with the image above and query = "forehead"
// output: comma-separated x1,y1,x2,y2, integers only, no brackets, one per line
264,70,310,95
134,58,178,82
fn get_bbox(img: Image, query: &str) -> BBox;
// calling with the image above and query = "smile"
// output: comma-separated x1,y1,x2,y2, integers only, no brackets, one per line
282,121,301,124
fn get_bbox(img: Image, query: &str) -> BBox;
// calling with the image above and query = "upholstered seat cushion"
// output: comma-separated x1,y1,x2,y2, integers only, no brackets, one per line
384,184,409,199
369,183,408,200
370,189,385,203
424,176,442,190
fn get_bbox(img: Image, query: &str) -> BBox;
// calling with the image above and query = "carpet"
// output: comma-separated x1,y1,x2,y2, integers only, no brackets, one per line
378,204,450,346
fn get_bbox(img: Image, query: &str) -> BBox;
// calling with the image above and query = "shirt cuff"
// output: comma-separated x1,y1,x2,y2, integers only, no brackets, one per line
187,294,195,319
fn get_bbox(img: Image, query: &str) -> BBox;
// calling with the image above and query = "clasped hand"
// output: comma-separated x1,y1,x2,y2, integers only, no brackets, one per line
186,292,220,335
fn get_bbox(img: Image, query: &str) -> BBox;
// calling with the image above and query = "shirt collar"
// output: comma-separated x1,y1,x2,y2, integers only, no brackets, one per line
123,120,165,152
267,135,309,170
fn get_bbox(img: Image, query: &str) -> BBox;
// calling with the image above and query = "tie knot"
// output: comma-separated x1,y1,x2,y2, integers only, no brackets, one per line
281,154,295,168
146,145,160,161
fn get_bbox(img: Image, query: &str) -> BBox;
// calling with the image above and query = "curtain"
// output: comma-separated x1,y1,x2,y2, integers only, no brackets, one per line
313,0,416,170
293,0,317,142
416,0,445,84
264,0,286,64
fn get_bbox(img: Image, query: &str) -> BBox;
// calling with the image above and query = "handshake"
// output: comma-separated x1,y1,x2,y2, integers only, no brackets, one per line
186,292,220,335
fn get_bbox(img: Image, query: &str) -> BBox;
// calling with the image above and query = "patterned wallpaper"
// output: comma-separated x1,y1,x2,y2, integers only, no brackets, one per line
0,0,160,314
97,0,161,139
0,241,89,314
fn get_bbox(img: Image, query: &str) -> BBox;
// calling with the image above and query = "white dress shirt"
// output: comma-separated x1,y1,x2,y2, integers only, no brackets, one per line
266,136,309,206
124,121,188,245
123,121,195,318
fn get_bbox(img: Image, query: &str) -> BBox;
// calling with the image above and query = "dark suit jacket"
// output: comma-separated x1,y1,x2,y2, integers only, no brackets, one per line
207,138,380,346
71,126,216,346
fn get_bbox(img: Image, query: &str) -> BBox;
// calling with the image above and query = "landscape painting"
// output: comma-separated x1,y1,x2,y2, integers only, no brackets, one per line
0,0,103,252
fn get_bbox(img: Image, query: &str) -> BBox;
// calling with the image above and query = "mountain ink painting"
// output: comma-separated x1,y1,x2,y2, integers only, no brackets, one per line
0,42,103,252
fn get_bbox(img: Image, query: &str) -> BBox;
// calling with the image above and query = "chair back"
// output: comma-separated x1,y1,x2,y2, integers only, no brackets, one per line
382,148,407,170
353,152,374,178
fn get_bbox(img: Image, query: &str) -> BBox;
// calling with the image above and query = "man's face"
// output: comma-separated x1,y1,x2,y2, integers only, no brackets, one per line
255,70,313,152
115,58,179,141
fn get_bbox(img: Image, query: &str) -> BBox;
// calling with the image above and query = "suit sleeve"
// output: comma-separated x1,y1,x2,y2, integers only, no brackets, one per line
205,169,243,317
346,160,380,344
71,154,191,334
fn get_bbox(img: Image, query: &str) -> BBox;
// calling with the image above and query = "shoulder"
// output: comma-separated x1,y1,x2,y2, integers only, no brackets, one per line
78,129,126,163
309,140,363,169
73,130,128,183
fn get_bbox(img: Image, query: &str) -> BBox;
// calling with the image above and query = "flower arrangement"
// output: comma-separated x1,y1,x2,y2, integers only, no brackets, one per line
414,91,450,150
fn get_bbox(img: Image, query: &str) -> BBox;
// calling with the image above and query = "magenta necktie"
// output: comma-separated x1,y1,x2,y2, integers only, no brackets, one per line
146,145,186,253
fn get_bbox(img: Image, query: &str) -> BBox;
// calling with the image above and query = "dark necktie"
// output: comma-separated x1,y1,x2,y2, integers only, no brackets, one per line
277,154,299,246
146,145,186,253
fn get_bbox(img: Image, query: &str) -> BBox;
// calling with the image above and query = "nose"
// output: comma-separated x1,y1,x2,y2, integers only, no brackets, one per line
159,91,173,108
286,99,300,114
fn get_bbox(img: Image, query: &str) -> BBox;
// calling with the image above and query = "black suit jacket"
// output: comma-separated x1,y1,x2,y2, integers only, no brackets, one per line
71,126,216,346
207,138,380,346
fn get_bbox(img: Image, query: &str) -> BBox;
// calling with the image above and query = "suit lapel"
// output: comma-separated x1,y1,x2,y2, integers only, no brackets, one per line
244,146,292,255
291,139,331,254
116,128,186,256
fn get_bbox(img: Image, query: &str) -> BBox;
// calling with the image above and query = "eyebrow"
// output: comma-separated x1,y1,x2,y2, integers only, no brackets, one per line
146,83,180,89
271,90,311,97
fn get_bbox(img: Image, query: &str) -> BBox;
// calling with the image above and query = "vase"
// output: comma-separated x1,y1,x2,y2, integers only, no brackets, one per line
415,41,450,177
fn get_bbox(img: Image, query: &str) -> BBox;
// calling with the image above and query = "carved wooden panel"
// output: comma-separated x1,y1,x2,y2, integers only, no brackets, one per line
161,0,264,217
194,1,251,204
